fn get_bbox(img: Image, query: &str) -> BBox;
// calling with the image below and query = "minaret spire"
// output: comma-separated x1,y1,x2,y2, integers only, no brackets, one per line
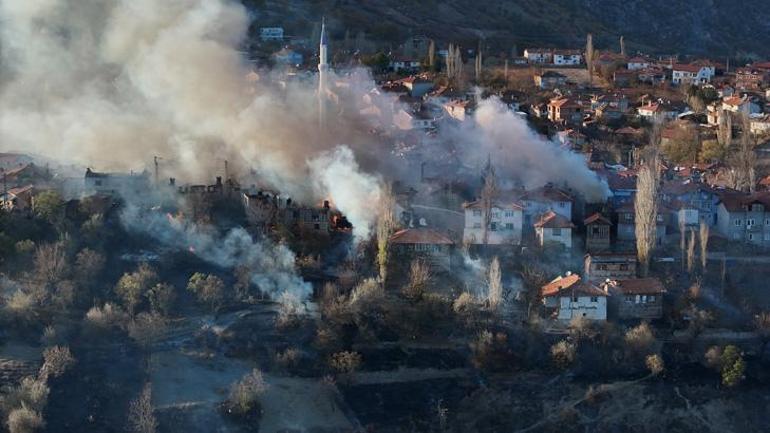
318,17,329,133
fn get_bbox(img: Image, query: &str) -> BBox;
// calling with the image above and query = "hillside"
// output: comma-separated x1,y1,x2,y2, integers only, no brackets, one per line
244,0,770,59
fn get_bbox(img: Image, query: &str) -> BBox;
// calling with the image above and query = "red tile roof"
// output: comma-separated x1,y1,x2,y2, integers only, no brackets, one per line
389,228,453,245
534,211,575,229
541,274,606,297
602,278,665,295
519,185,574,203
584,212,612,226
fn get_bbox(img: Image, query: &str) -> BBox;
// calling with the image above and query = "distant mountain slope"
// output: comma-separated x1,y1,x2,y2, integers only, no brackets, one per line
245,0,770,58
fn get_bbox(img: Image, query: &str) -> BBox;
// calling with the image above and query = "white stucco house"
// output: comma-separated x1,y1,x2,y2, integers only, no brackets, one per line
671,63,715,85
462,200,524,245
534,210,575,249
541,273,608,321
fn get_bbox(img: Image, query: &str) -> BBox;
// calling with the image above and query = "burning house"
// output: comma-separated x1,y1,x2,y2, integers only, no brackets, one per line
389,228,454,270
84,168,150,197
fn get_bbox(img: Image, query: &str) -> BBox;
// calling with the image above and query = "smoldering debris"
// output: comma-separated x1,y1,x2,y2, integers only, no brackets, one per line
120,203,312,302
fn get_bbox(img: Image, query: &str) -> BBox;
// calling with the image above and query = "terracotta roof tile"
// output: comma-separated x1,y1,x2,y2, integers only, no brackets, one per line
389,228,453,245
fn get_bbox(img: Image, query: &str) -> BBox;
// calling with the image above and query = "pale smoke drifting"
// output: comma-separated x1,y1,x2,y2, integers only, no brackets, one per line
461,99,611,201
120,203,312,301
308,146,383,240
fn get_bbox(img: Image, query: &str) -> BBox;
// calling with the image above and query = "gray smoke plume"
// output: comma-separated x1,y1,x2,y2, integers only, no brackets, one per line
451,99,611,201
120,201,312,301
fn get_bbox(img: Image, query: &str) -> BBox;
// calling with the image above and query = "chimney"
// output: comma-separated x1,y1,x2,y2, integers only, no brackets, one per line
169,177,176,186
323,200,330,209
216,176,222,186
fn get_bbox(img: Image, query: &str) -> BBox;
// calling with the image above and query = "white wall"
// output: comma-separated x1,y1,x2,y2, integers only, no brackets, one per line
557,295,607,321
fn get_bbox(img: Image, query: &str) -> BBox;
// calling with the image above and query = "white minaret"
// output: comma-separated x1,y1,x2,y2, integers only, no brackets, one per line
318,18,329,132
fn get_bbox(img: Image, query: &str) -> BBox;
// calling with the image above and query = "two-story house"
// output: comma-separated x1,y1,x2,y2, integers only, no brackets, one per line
661,181,720,226
671,63,715,85
601,278,666,320
534,211,574,249
584,212,612,251
553,49,582,65
462,200,524,246
519,184,573,228
715,192,770,246
583,252,637,284
389,228,454,270
541,273,607,321
615,202,667,245
524,48,553,64
627,57,650,71
547,97,583,124
534,71,567,90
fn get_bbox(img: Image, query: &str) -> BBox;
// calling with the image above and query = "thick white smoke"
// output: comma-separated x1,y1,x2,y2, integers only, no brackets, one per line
120,203,312,301
0,0,386,238
308,146,383,240
455,99,611,202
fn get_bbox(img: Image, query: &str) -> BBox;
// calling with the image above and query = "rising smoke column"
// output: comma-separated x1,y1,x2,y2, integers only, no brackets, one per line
120,202,312,301
452,98,611,202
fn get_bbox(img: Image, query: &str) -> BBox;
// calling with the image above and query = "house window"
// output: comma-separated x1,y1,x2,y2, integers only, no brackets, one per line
590,297,598,302
624,214,632,222
648,295,656,302
572,296,579,302
620,264,629,271
765,219,770,226
558,202,565,208
552,228,561,236
490,222,498,231
747,218,755,227
504,211,514,217
749,233,755,241
505,223,514,230
472,210,482,217
734,219,742,227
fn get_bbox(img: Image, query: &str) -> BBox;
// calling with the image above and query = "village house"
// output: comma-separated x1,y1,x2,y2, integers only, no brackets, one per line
627,57,650,71
749,114,770,136
556,129,587,149
667,200,700,230
584,212,612,251
541,273,607,321
583,252,637,284
0,185,34,212
282,199,333,234
637,100,682,122
242,189,280,233
715,191,770,246
394,106,438,131
637,67,667,85
734,68,768,90
397,76,434,97
616,202,667,245
661,180,720,226
553,49,582,65
524,48,553,64
272,47,303,66
601,278,666,320
612,69,636,88
547,97,583,124
443,99,475,122
461,200,523,246
602,170,637,207
721,95,762,116
259,27,284,41
534,71,567,90
84,168,150,197
519,184,573,227
671,63,715,85
389,228,454,270
534,210,574,249
389,56,422,73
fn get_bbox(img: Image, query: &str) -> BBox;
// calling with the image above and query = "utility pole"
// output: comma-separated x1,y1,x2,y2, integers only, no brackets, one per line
2,169,6,211
153,156,159,185
224,159,229,182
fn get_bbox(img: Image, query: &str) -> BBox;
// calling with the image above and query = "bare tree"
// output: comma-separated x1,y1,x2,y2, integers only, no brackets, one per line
402,259,432,301
679,220,687,271
427,39,436,71
717,110,732,148
445,43,455,79
699,222,709,271
732,114,757,192
687,230,696,274
39,346,75,381
186,273,225,312
585,33,595,87
480,161,498,245
34,242,68,288
619,35,626,57
128,383,157,433
487,257,502,310
475,41,483,82
375,183,396,284
634,139,661,277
